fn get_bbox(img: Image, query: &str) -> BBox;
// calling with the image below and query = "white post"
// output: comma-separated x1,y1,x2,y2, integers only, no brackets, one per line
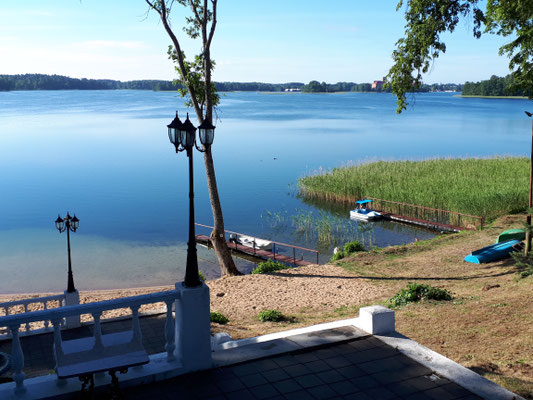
64,289,80,328
358,305,396,335
174,282,212,372
10,324,26,394
164,299,176,361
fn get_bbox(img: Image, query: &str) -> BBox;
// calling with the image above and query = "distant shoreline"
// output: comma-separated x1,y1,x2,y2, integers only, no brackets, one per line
456,94,529,99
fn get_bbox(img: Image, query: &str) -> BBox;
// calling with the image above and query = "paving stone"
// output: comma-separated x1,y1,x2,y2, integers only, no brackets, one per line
422,385,463,400
262,368,291,383
336,365,366,379
241,373,269,388
316,369,345,384
294,374,324,389
224,388,255,400
350,376,380,390
283,363,313,378
361,386,397,400
273,355,299,368
216,377,246,393
249,383,281,399
329,380,359,396
272,378,302,394
324,355,352,369
305,360,332,373
307,384,338,399
441,382,475,397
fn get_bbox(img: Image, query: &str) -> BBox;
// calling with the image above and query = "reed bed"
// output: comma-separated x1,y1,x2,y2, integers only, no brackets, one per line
298,157,529,222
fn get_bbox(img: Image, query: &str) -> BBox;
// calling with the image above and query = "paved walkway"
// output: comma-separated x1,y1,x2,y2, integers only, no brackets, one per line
123,335,482,400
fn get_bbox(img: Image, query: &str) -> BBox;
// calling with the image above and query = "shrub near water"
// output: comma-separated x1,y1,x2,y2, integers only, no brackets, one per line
298,157,529,221
387,283,452,308
330,240,365,262
252,259,290,274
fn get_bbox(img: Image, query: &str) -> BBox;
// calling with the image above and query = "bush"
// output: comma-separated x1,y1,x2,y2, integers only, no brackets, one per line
252,259,290,274
344,240,365,253
198,270,206,282
210,311,229,324
258,309,285,322
330,250,345,262
387,283,452,308
512,251,533,278
330,240,365,262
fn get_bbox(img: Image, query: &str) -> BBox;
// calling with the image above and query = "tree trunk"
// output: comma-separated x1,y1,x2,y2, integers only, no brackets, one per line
203,147,242,275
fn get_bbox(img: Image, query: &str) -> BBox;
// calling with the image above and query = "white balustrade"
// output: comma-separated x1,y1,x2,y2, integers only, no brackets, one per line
0,289,181,394
0,294,66,337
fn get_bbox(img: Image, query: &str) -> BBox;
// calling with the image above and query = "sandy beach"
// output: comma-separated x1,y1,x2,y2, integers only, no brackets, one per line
0,264,382,329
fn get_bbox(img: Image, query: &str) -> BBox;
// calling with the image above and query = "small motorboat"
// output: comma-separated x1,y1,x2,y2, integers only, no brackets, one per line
464,239,523,264
350,199,381,221
229,234,273,250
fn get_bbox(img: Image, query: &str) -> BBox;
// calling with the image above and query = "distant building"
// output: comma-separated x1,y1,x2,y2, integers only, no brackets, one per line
371,79,384,90
284,88,301,92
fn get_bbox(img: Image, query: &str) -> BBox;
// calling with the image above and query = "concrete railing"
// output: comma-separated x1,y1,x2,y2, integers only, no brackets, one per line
0,282,212,396
0,294,67,337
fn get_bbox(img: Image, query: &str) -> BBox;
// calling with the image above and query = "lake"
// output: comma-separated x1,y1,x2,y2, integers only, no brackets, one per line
0,90,530,293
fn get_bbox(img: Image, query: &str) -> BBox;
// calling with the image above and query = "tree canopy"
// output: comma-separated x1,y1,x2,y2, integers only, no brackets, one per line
387,0,533,113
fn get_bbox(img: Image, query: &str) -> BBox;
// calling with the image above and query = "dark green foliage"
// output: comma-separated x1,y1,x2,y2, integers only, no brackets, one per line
462,75,529,97
344,241,365,253
210,311,229,324
330,250,346,262
301,80,460,93
387,283,453,308
258,309,285,322
252,260,290,274
330,241,365,262
512,251,533,278
387,0,533,113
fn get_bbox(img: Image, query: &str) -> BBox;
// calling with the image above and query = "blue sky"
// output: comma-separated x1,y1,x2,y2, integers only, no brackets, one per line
0,0,512,84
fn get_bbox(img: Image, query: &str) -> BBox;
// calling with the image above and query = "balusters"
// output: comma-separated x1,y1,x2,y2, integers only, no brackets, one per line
92,311,103,350
131,305,142,343
23,304,30,333
44,302,50,330
10,324,26,394
164,299,176,361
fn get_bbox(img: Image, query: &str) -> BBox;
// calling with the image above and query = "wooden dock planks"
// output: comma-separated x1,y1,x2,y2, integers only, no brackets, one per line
195,234,314,266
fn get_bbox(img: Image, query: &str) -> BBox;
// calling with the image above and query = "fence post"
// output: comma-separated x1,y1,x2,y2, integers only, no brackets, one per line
293,248,296,264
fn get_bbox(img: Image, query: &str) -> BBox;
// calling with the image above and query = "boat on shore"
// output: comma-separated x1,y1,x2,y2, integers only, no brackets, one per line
349,199,381,221
496,229,526,243
464,239,523,264
229,234,273,250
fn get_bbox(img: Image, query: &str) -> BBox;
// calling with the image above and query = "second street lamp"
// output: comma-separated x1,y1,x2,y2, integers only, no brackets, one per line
55,212,80,293
168,112,215,287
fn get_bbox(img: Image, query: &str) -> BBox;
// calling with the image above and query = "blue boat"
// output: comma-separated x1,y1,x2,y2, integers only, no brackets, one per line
464,239,523,264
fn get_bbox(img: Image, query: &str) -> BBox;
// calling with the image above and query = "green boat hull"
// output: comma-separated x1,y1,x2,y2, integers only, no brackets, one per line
496,229,525,243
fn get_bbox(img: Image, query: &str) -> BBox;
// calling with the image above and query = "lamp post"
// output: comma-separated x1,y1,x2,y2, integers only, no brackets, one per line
524,112,533,255
55,212,80,293
168,112,215,287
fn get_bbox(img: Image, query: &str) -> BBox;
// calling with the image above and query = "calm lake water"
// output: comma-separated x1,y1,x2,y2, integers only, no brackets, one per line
0,90,530,292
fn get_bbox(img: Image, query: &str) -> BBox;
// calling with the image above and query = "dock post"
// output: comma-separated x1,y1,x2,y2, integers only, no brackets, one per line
316,252,319,264
293,248,296,264
273,244,276,260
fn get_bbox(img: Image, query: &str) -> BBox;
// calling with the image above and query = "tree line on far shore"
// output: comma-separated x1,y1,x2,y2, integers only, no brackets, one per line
0,74,306,92
462,75,530,97
301,80,462,93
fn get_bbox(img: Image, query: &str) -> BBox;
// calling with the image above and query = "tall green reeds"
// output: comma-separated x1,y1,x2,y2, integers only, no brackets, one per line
298,157,529,222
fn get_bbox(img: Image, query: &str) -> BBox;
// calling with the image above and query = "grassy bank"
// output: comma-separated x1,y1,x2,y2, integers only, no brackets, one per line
298,157,529,221
458,95,529,99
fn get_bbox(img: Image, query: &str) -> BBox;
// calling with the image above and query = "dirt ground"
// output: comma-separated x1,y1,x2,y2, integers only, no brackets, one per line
1,214,532,397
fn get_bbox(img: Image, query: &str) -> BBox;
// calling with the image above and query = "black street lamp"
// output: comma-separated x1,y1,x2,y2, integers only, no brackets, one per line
524,111,533,255
55,212,80,293
168,112,215,287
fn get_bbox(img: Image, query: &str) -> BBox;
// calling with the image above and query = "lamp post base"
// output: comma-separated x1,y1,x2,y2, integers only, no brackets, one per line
64,289,81,329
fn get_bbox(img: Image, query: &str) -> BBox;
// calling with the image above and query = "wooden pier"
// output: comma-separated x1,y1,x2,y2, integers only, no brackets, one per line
195,234,317,266
380,213,462,233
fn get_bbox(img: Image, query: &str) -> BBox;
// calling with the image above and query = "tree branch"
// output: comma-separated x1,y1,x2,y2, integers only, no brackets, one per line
206,0,217,50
